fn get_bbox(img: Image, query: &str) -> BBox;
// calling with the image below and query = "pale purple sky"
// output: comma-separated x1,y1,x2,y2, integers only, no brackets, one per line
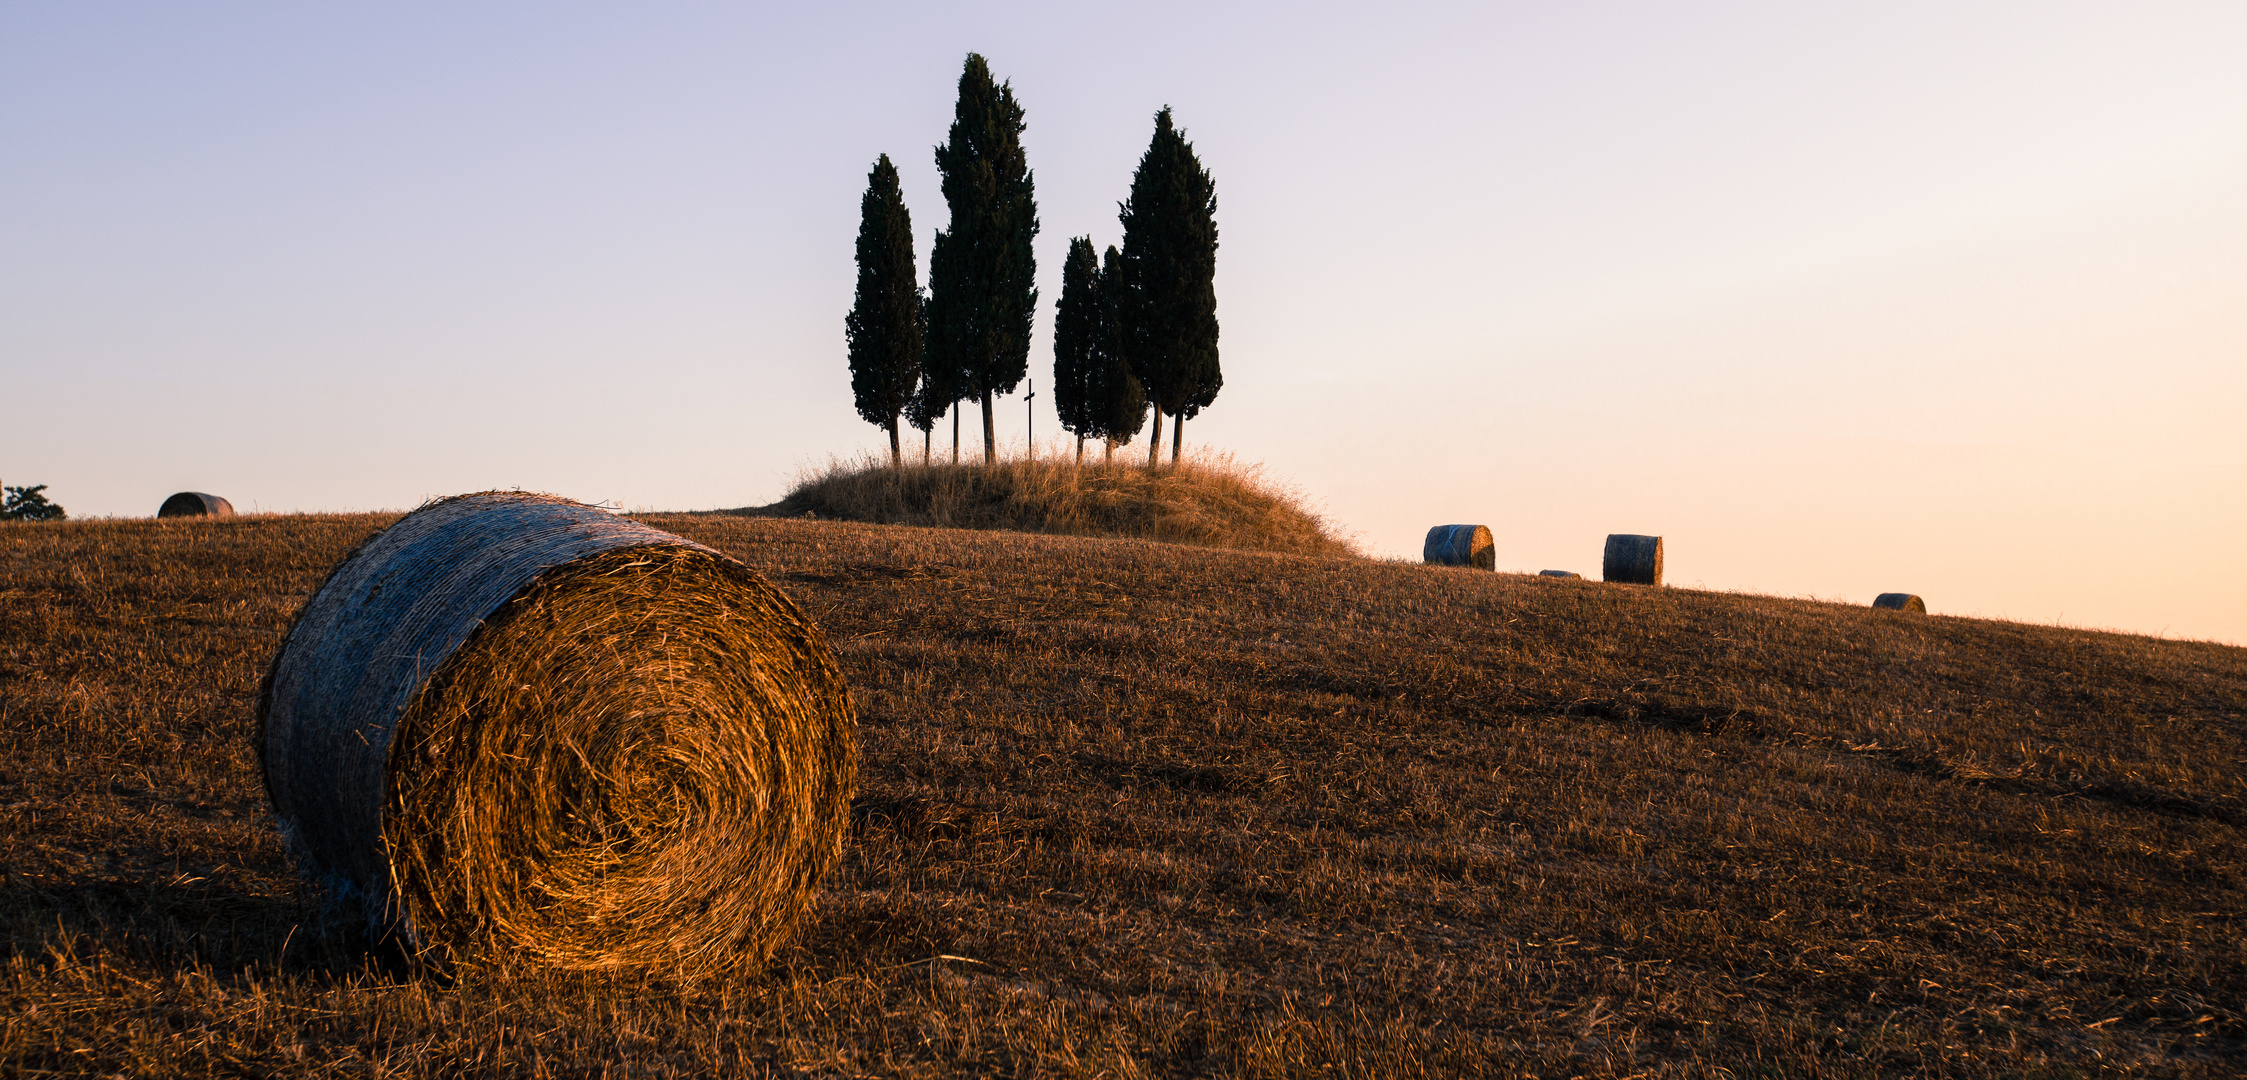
5,2,2243,643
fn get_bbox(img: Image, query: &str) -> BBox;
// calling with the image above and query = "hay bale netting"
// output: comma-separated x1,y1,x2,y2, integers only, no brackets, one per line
158,491,235,518
1602,534,1664,585
257,491,856,977
1872,592,1927,613
1423,524,1495,570
1538,570,1581,579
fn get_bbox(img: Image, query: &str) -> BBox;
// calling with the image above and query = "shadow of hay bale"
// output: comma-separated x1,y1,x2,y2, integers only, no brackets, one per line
258,491,856,979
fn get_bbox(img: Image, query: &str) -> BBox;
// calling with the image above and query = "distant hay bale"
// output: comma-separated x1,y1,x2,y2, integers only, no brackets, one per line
1873,592,1926,613
158,492,234,518
1602,534,1663,585
258,492,856,978
1538,570,1581,579
1423,524,1495,570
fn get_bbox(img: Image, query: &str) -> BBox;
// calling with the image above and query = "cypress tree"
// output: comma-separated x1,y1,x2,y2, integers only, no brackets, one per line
1093,244,1147,462
844,154,924,466
1117,107,1219,466
1052,237,1102,463
927,53,1039,466
902,288,943,463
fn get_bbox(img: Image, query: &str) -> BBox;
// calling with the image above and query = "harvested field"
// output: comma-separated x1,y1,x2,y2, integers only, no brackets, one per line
1,512,2242,1076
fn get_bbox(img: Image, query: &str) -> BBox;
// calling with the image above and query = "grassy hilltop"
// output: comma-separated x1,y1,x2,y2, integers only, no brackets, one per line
737,453,1356,558
1,499,2242,1076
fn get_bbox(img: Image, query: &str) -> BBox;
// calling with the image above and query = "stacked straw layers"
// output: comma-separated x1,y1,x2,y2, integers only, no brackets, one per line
1423,524,1495,570
258,492,856,977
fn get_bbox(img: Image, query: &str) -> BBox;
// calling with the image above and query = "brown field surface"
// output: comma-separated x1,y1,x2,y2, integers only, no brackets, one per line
1,511,2241,1077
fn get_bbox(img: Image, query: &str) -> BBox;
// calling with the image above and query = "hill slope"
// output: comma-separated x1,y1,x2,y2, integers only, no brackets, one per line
752,455,1355,557
1,513,2241,1076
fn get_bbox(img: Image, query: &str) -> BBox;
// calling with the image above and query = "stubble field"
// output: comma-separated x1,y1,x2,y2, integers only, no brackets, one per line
1,511,2241,1077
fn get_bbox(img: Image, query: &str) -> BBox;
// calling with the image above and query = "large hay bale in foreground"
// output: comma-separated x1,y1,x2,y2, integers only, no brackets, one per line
158,491,234,518
1873,592,1926,613
1602,534,1664,585
258,492,856,977
1423,524,1495,569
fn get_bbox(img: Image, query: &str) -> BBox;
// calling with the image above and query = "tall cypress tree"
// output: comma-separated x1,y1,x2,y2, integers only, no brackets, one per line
1052,237,1102,463
927,53,1039,466
1117,107,1219,465
844,154,923,466
1093,244,1147,462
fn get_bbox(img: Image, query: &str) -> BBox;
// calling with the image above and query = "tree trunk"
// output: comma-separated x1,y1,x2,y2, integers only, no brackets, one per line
1075,435,1084,464
980,392,996,465
923,427,931,464
1104,438,1115,463
888,419,901,467
1147,403,1164,467
1172,412,1184,464
951,409,959,464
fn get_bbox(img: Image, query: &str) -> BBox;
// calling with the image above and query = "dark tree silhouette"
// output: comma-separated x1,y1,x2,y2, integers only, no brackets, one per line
844,154,924,466
1117,107,1219,465
1,482,65,521
902,288,944,463
1093,245,1148,462
1052,237,1102,462
926,53,1039,466
1055,240,1149,465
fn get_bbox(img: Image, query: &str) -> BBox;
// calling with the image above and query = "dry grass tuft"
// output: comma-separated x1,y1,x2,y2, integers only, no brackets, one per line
753,450,1355,557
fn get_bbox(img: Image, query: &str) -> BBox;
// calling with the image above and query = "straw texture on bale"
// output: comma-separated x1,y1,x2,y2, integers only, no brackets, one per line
1873,592,1927,613
1602,534,1664,586
158,491,235,518
258,492,856,977
1423,524,1495,570
1538,570,1581,579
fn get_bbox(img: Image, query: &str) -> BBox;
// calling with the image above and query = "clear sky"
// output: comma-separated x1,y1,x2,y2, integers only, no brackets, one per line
5,3,2243,644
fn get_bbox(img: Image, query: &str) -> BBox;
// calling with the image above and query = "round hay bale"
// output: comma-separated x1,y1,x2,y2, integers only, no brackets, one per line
1602,534,1663,585
1423,524,1495,570
1872,592,1926,613
158,491,235,518
1538,570,1581,579
258,491,856,978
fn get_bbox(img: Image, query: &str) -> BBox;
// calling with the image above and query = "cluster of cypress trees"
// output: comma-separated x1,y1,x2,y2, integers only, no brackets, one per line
847,55,1219,467
1056,107,1219,465
1050,238,1140,462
